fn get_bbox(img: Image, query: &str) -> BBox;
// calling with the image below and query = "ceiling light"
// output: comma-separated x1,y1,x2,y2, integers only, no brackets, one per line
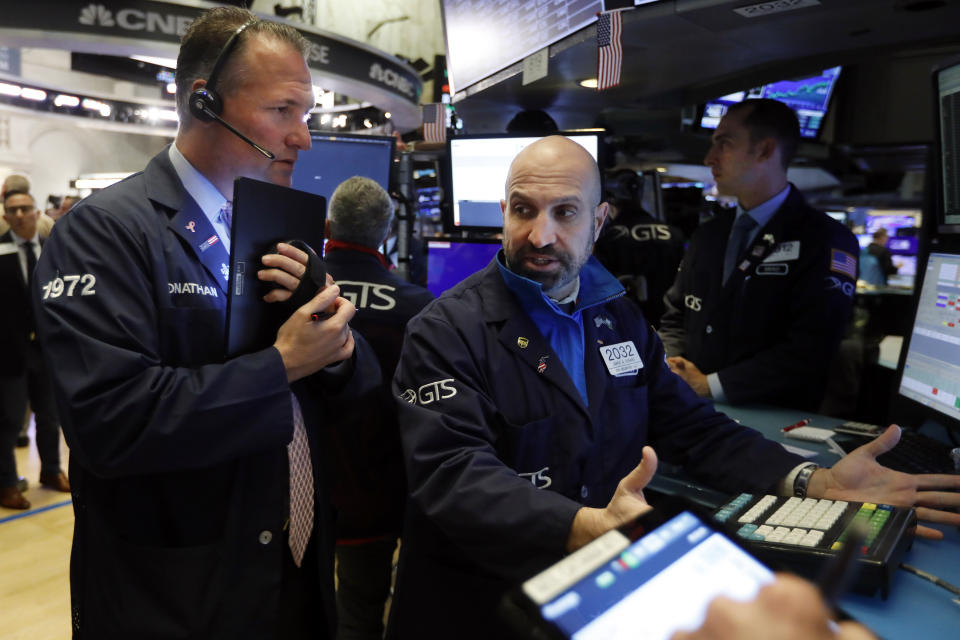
0,82,21,96
82,98,112,117
54,94,80,108
579,78,598,89
20,88,47,101
130,55,176,69
384,112,392,119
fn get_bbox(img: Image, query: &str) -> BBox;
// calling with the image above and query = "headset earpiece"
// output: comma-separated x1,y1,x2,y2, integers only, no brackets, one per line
188,19,255,123
189,86,220,122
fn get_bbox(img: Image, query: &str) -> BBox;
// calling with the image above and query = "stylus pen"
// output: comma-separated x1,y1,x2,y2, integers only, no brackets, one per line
816,522,866,608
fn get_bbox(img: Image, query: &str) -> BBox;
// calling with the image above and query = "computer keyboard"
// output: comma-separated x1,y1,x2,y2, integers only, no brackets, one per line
713,493,917,598
832,425,959,475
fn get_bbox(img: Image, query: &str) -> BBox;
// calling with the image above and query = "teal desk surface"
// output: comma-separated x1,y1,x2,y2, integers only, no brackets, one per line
715,403,960,639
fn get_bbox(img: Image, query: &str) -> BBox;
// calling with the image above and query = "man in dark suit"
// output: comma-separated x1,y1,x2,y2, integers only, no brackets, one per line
321,176,434,640
33,7,375,638
660,99,859,411
0,189,70,509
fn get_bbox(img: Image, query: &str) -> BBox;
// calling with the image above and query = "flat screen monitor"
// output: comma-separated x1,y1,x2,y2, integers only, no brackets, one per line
426,237,501,297
441,1,603,94
291,132,394,211
887,255,918,289
700,66,842,139
896,251,960,432
933,57,960,233
887,236,919,256
864,212,920,235
446,132,601,232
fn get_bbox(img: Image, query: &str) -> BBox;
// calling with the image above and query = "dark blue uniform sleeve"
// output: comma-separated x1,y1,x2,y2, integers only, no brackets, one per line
635,316,805,492
33,204,295,478
394,308,582,578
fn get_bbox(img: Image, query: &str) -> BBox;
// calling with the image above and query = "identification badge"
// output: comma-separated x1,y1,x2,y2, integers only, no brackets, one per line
763,241,800,262
757,263,789,276
600,341,643,377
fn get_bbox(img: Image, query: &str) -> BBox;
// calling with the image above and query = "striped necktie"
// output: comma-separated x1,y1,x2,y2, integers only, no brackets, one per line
288,393,314,567
217,201,232,238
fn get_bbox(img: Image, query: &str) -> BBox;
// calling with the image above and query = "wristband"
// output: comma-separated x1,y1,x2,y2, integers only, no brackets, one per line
793,463,819,499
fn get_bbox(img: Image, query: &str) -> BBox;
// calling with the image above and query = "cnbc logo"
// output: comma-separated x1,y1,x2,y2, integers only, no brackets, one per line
78,4,193,35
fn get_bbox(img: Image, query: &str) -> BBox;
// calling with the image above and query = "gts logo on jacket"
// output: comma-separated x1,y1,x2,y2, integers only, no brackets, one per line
400,378,457,405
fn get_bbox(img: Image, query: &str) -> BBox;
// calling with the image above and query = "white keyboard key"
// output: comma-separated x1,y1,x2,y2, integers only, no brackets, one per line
785,528,806,545
800,530,824,547
755,525,774,540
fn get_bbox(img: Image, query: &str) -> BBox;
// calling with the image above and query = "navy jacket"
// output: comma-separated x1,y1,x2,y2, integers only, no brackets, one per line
0,230,39,375
323,244,433,537
32,148,377,639
387,256,802,639
660,186,859,410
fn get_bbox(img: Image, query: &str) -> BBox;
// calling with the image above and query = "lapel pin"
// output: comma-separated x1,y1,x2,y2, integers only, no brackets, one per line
185,220,197,233
517,337,529,349
537,355,549,374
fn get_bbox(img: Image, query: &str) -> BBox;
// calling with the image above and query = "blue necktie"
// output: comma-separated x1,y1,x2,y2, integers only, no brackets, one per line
217,201,232,238
723,214,758,283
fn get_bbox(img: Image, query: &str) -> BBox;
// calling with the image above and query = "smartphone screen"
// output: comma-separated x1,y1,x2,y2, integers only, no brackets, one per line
524,511,774,640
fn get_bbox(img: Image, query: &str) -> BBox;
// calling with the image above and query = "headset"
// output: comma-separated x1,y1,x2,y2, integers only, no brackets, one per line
188,19,276,159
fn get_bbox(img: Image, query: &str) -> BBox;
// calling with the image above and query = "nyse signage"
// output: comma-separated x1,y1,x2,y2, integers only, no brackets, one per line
1,1,421,105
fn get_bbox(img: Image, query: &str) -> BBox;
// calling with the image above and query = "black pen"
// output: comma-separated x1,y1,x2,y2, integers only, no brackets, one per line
816,520,866,608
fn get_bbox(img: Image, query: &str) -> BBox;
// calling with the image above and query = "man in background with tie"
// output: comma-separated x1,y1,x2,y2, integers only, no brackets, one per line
0,188,69,509
659,99,858,411
33,7,372,638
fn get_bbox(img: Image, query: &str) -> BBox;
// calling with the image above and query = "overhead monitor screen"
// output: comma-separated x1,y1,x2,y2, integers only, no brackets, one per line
441,1,602,93
447,133,600,230
700,66,842,139
291,133,394,212
898,252,960,423
935,59,960,227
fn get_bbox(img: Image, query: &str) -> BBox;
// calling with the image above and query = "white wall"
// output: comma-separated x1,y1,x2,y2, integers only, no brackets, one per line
0,108,168,208
254,0,446,72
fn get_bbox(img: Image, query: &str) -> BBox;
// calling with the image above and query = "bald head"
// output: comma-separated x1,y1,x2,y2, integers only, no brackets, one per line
500,135,608,299
505,135,602,206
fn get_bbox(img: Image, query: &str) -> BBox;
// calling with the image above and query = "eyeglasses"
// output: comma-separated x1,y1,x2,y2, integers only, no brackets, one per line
3,204,36,215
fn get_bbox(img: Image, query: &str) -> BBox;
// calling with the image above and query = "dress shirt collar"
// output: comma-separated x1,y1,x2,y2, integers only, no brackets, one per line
9,229,39,245
168,143,231,252
736,183,790,229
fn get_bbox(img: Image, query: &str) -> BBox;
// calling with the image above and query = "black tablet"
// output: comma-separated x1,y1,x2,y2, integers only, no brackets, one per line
501,503,775,640
225,177,326,358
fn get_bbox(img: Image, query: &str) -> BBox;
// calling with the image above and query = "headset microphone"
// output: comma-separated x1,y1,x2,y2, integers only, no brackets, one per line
194,99,276,159
188,19,276,160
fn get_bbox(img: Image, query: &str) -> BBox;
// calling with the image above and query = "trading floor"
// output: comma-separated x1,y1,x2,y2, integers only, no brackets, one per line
0,419,72,639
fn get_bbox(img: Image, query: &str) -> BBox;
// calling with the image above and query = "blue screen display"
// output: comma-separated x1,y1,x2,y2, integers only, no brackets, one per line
291,134,393,211
426,239,500,297
700,66,842,139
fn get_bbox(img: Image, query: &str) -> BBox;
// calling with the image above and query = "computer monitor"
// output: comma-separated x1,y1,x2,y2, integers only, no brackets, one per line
864,212,920,236
445,132,602,232
887,255,917,288
887,236,919,256
700,66,842,139
895,251,960,433
425,237,501,297
290,132,394,211
933,56,960,233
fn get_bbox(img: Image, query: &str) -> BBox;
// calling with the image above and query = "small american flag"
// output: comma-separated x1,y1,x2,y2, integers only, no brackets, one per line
830,249,857,279
422,103,446,143
597,10,623,90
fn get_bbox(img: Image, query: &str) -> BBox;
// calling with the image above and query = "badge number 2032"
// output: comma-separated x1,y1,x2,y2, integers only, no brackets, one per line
603,342,635,362
41,274,97,299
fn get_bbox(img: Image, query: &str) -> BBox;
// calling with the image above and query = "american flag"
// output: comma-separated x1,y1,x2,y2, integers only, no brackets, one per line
422,103,446,143
597,10,623,90
830,249,857,280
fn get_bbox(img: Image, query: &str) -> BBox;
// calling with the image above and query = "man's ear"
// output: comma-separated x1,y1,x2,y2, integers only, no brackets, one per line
594,202,609,240
324,218,331,239
754,137,778,164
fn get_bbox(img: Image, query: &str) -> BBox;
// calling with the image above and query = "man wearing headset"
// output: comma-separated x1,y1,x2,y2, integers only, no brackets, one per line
33,7,369,639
